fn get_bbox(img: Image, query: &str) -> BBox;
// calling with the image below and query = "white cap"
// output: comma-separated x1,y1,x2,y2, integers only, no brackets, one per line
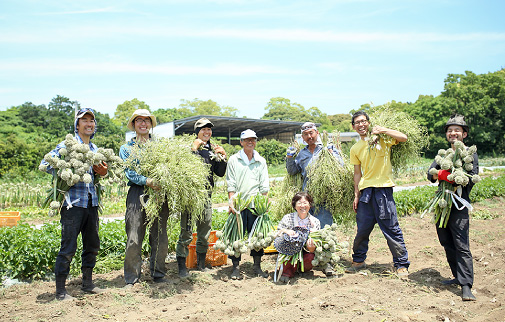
240,129,257,140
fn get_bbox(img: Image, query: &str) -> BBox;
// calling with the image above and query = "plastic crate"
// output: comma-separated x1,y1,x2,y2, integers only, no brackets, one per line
189,230,218,245
0,211,21,227
185,231,227,268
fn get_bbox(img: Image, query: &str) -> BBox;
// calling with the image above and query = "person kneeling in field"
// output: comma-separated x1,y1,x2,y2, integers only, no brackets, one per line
40,108,108,301
285,121,344,277
276,192,320,283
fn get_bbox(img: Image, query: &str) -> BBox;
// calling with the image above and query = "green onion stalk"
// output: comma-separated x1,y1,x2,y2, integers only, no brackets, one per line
248,194,277,251
39,134,123,216
215,193,253,257
306,131,355,225
124,135,210,228
422,142,480,228
368,103,429,174
278,250,305,272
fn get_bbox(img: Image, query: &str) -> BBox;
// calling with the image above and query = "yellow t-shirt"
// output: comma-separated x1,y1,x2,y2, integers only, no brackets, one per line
350,137,397,191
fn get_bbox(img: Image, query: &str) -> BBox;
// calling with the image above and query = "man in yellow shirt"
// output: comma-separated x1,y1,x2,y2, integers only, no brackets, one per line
347,111,410,277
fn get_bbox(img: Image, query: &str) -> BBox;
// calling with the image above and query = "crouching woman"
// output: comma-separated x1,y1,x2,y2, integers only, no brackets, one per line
276,192,320,283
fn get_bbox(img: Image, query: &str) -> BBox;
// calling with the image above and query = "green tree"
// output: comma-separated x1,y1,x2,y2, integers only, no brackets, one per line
113,98,150,128
179,98,238,117
153,107,193,124
262,97,306,121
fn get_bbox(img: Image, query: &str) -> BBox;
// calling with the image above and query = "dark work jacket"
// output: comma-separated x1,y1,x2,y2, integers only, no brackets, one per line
195,141,227,193
427,151,479,204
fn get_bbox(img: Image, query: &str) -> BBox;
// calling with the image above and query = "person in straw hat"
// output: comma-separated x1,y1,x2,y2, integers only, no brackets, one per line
119,109,170,287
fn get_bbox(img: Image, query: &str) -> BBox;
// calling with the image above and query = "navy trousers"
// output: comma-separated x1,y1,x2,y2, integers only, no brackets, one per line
352,187,410,269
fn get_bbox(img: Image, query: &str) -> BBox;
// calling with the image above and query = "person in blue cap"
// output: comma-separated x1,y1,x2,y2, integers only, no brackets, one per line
40,107,108,301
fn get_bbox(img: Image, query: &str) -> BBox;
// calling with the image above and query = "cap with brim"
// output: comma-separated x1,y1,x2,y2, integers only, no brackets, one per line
240,129,257,140
194,118,214,130
444,114,469,133
127,109,157,131
74,108,97,139
301,122,317,133
75,108,95,120
274,226,310,256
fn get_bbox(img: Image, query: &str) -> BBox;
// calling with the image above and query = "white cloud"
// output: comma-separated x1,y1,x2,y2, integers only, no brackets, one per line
0,59,306,76
2,24,504,44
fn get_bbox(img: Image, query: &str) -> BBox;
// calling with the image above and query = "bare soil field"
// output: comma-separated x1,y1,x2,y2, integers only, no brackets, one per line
1,198,504,322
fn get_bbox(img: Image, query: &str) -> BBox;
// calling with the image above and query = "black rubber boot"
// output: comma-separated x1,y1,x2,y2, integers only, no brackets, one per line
230,258,241,280
253,256,268,278
197,252,210,272
462,285,476,301
55,275,74,301
177,256,188,278
82,267,105,294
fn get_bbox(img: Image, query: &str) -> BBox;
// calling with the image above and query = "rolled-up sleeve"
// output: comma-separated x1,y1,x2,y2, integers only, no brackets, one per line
120,144,147,186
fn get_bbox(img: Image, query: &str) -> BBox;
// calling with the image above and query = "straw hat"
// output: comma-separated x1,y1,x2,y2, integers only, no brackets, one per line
127,109,157,131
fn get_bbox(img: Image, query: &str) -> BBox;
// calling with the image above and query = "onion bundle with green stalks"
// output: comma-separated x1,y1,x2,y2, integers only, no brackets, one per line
39,134,124,215
305,131,355,225
248,194,276,251
422,141,480,228
123,134,210,227
309,224,349,267
368,103,429,173
214,193,253,257
270,140,303,222
278,250,306,272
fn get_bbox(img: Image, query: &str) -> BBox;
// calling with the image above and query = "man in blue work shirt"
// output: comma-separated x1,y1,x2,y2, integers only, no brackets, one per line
285,121,344,276
40,108,108,301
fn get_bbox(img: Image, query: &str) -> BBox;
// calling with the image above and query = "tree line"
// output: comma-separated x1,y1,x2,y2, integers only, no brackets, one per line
1,68,504,179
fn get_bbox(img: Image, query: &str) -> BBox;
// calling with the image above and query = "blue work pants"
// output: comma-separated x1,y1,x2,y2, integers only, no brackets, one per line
352,187,410,269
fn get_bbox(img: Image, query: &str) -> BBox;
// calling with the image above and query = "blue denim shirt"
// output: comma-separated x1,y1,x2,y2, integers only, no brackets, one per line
119,138,148,186
286,142,344,190
40,134,98,208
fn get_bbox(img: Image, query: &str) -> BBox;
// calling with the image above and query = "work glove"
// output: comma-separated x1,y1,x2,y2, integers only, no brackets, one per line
438,169,454,183
286,146,297,157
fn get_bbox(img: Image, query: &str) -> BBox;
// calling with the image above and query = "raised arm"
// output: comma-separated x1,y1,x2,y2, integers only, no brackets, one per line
372,126,407,143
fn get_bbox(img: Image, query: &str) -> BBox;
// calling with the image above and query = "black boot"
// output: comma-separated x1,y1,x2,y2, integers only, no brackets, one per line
177,256,188,278
55,275,74,301
81,267,105,294
462,285,476,301
253,256,268,278
230,258,241,280
197,252,210,272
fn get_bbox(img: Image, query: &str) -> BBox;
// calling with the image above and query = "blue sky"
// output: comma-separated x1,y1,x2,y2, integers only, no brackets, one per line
1,0,504,119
